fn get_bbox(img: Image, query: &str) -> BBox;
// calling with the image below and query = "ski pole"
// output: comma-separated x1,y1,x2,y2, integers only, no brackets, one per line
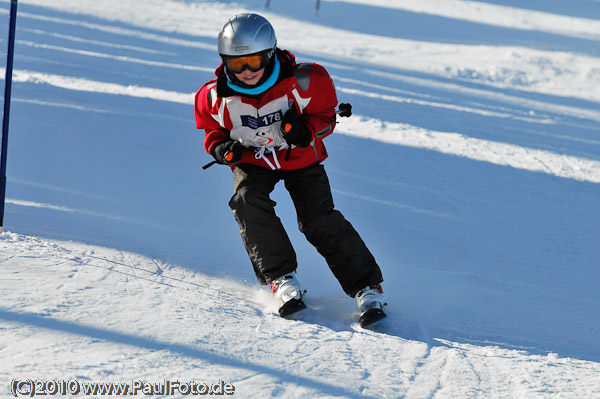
202,150,234,170
337,103,352,117
202,160,217,170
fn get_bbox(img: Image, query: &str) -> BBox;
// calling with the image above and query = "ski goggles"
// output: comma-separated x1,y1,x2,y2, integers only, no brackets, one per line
223,50,272,74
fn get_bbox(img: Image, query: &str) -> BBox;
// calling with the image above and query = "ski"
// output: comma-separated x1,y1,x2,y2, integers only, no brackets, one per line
278,297,307,317
359,308,387,328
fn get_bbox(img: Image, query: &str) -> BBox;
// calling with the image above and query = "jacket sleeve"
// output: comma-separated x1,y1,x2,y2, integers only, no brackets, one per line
297,64,338,141
194,81,230,155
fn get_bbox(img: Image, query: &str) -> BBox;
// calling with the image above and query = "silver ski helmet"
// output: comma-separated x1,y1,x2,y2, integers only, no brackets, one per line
218,13,277,73
218,13,276,57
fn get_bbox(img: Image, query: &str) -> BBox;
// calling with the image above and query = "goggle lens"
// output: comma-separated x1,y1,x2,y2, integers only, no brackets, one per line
225,53,269,73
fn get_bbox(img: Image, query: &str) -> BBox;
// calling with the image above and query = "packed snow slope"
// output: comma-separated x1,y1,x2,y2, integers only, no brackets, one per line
1,0,600,397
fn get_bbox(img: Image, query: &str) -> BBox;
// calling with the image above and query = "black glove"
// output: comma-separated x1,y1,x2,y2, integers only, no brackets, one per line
212,140,243,165
280,108,312,148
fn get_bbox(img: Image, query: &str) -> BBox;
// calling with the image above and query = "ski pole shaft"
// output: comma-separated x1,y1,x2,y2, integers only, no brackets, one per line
202,160,217,170
202,151,234,170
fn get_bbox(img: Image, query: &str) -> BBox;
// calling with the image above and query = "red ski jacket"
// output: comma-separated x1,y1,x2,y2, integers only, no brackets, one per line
195,50,338,171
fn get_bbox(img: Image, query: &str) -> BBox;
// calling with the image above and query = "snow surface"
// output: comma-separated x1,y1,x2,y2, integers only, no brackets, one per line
1,0,599,397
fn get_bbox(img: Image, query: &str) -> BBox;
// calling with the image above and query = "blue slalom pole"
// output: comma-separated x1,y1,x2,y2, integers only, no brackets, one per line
0,0,18,232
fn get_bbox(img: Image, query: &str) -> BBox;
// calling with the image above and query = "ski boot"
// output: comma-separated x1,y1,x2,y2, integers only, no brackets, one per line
270,272,307,317
356,284,387,328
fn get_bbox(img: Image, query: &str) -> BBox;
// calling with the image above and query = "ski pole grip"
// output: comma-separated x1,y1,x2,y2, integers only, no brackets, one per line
203,151,233,170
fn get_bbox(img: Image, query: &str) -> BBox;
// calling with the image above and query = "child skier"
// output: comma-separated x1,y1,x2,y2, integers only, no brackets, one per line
194,13,386,326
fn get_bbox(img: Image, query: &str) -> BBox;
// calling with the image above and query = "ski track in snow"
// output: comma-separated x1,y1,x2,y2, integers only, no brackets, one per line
2,233,599,398
323,0,600,41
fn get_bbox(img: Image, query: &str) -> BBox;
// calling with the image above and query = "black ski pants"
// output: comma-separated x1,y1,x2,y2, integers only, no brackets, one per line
229,163,383,297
